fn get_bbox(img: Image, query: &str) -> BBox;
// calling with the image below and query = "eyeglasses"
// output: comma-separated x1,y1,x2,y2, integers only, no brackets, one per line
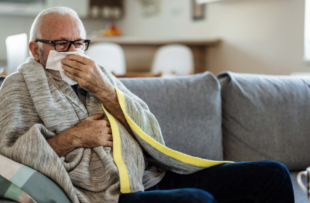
35,39,91,52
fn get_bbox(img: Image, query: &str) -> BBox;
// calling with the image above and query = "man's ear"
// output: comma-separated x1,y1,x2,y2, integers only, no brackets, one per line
29,41,40,61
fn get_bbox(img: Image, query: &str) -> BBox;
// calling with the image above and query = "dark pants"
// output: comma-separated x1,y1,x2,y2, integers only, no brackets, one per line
118,161,294,203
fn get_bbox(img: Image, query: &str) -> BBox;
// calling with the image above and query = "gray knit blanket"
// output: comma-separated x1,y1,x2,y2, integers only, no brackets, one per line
0,58,231,203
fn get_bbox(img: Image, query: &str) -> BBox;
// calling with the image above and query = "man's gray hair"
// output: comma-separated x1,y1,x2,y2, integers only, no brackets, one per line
29,7,86,43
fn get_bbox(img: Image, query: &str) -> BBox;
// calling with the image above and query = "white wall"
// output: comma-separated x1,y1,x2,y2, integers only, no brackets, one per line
1,0,308,75
118,0,309,75
0,15,106,61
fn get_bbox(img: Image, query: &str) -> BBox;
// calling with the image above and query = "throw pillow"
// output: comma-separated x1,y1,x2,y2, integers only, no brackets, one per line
0,155,70,203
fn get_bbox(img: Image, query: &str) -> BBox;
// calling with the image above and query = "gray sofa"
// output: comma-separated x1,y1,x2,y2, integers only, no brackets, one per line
0,72,309,203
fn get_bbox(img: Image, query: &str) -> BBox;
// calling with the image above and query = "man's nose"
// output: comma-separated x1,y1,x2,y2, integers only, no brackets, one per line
68,43,77,52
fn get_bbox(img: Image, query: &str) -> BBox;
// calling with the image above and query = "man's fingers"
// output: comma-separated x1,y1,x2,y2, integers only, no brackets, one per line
62,58,83,71
86,113,105,120
107,133,113,141
107,127,112,134
65,55,90,65
105,141,113,148
63,70,81,83
99,120,110,127
63,65,82,78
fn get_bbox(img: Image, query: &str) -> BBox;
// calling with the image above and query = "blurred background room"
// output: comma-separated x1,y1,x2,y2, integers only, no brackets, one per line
0,0,309,78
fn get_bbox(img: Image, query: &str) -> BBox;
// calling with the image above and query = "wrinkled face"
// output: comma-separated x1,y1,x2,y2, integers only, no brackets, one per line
33,13,84,67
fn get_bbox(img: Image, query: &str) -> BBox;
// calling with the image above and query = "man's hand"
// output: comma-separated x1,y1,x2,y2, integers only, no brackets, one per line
61,55,114,99
71,113,113,148
61,55,136,141
47,113,113,157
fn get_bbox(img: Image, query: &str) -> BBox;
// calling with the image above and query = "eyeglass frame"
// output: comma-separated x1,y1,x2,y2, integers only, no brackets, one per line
35,39,91,52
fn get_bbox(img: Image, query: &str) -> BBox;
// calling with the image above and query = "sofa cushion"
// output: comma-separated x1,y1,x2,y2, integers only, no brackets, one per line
120,72,223,160
218,72,310,170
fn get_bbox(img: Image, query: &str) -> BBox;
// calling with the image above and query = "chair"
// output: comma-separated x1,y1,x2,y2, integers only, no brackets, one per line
6,33,28,75
86,42,126,75
151,44,194,77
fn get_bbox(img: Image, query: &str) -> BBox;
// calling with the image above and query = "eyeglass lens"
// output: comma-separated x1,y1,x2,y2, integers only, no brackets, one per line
55,40,89,51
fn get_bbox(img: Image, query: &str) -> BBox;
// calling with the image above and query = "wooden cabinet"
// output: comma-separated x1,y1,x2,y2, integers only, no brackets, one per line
89,37,221,73
88,0,124,19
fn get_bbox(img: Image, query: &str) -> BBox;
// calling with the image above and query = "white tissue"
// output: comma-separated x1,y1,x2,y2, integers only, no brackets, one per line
45,48,88,85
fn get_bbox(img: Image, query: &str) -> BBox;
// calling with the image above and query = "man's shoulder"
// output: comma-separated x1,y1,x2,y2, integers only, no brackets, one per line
1,72,26,88
0,72,28,95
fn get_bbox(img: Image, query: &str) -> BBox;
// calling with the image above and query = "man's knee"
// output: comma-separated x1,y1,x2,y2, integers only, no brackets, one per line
257,160,292,186
261,161,290,177
177,188,217,203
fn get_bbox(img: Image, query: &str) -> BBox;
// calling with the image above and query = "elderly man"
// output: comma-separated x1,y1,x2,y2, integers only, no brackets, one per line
0,7,294,203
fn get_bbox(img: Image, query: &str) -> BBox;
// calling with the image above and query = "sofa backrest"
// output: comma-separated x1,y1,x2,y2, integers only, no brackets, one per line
219,72,310,171
120,72,224,161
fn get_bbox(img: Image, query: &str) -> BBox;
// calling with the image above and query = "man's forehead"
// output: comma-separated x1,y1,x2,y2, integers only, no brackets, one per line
52,36,83,41
40,13,83,40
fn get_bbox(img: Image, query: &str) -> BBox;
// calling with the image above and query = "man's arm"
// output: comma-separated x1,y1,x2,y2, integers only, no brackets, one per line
61,55,134,138
47,113,113,157
96,88,134,137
